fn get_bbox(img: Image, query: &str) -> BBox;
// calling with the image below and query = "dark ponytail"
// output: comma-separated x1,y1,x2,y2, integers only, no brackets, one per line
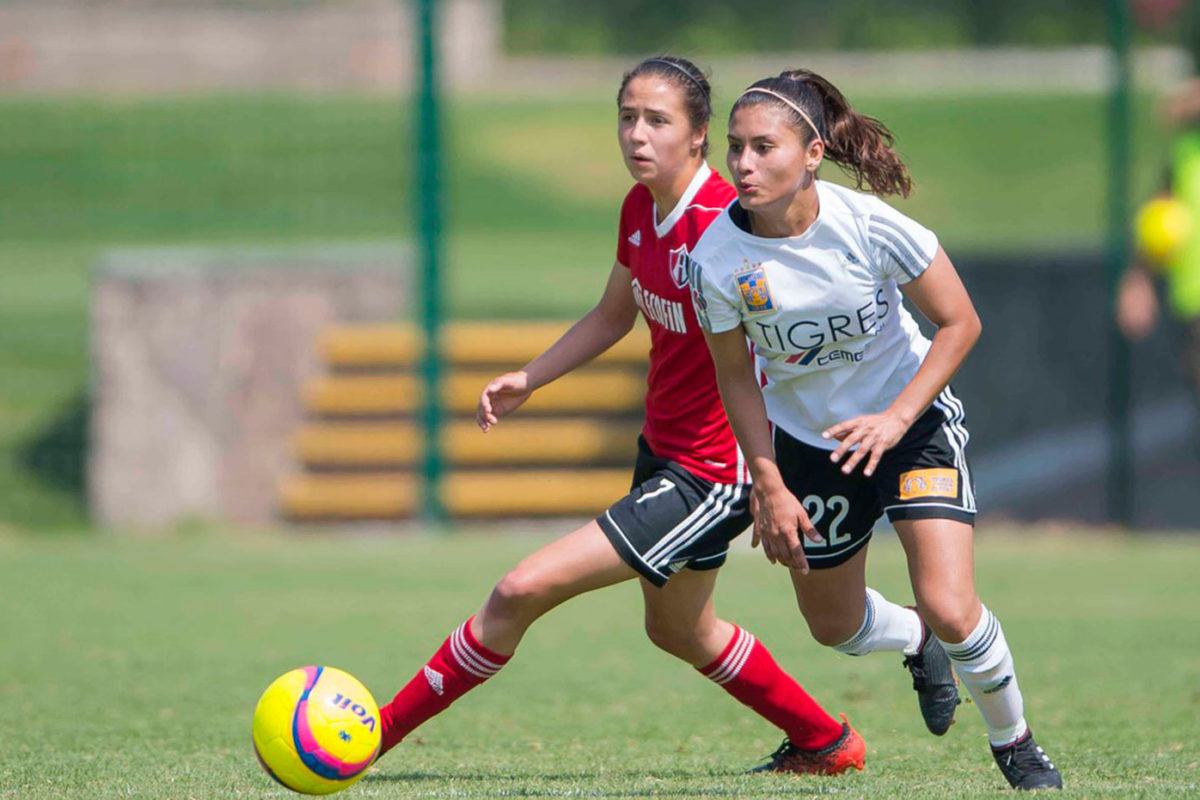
618,55,713,157
733,68,913,198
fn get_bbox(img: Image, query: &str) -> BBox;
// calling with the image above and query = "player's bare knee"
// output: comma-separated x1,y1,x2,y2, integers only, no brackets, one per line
643,617,700,659
643,615,682,653
917,598,978,643
486,568,551,620
805,613,859,648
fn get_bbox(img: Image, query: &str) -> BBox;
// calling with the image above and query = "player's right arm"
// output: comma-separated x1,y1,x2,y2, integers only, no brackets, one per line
1117,187,1174,341
477,262,638,431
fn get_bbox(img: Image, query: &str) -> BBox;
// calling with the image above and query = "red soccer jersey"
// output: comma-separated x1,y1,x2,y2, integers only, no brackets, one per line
615,163,746,484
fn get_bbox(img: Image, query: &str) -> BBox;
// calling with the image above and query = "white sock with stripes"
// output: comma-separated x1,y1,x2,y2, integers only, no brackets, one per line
938,606,1028,746
833,587,924,656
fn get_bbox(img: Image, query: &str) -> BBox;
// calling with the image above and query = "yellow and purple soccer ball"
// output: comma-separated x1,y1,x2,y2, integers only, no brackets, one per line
252,666,382,795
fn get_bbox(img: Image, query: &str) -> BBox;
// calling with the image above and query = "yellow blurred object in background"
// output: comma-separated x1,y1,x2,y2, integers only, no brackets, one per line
1135,197,1192,268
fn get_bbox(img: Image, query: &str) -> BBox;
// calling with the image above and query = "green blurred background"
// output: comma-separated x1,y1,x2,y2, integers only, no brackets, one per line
0,0,1193,530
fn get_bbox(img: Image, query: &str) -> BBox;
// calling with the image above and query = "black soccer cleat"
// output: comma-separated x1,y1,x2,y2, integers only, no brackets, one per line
991,730,1062,790
901,615,960,735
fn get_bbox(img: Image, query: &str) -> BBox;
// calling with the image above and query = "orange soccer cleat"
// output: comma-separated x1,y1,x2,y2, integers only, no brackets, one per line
750,715,866,776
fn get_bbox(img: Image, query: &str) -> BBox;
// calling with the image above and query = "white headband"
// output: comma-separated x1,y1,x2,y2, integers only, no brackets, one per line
738,87,824,143
644,59,708,98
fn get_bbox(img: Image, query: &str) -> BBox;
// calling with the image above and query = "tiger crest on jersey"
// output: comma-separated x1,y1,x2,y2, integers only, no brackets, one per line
736,263,775,313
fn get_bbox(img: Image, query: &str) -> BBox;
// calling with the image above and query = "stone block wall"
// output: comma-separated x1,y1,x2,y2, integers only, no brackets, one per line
89,246,408,526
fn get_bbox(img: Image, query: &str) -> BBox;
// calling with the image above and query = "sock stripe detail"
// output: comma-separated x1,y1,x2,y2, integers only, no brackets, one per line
713,631,754,685
945,610,998,663
449,623,502,679
839,590,877,652
458,622,506,671
705,629,756,685
956,612,998,662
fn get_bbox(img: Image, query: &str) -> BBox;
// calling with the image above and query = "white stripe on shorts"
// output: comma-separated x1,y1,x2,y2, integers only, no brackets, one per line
931,389,975,512
651,483,743,569
644,482,739,568
939,388,975,510
884,502,976,513
641,483,726,564
604,510,662,574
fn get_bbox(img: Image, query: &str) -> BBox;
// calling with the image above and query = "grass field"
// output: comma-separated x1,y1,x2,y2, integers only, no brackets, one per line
2,525,1198,799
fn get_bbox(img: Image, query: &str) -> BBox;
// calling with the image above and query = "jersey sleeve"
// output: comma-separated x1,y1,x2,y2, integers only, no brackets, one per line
863,196,939,284
687,252,742,334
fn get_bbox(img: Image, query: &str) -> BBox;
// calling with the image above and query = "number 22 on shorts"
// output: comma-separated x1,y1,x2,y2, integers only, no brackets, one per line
801,495,851,547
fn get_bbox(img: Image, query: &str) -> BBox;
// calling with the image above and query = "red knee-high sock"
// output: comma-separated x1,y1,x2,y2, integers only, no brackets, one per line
378,616,511,756
698,625,843,750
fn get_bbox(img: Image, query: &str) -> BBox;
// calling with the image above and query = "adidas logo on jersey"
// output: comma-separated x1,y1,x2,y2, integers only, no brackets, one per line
628,230,642,247
424,666,445,695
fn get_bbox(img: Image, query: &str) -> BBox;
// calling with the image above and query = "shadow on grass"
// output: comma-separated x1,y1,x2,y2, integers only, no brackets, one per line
16,390,88,504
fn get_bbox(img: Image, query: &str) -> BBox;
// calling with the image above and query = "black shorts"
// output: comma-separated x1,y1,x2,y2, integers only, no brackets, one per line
774,388,977,570
596,437,752,587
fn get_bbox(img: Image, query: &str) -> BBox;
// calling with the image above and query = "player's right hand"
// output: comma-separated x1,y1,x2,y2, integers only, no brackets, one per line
477,371,533,432
1116,266,1159,341
751,484,823,574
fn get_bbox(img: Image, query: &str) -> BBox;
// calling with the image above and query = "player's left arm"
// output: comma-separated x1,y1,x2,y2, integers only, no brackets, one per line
824,247,981,476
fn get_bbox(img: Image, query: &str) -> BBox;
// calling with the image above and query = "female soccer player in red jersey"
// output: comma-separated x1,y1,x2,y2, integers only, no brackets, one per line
690,69,1061,790
373,57,863,776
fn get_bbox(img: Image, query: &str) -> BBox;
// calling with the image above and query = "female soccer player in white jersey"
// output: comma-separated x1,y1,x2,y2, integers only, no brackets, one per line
689,69,1062,790
372,57,864,776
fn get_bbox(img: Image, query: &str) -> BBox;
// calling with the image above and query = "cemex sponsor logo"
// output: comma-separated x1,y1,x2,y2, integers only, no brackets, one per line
785,346,865,367
785,347,824,366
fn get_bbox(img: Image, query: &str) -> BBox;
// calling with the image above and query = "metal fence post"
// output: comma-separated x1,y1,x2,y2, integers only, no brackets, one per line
1106,0,1133,526
415,0,446,523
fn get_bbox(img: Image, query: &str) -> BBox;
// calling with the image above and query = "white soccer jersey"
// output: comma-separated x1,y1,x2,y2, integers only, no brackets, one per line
689,179,940,450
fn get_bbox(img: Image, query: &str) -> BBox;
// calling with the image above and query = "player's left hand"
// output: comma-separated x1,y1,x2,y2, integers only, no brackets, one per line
822,410,911,478
477,371,533,432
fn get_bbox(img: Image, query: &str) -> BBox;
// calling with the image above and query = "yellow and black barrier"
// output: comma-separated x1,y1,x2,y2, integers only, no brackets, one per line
280,321,649,520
